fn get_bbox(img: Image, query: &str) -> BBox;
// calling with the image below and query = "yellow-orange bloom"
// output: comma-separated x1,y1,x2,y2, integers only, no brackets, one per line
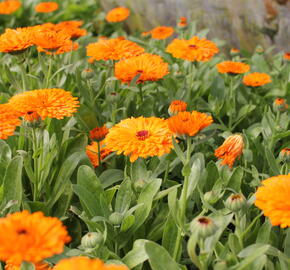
0,28,33,53
90,125,109,141
55,21,87,39
166,36,219,62
274,98,288,111
0,0,21,14
141,31,151,37
216,61,250,74
168,111,213,137
177,17,187,28
215,134,244,168
230,48,240,54
86,141,112,168
280,148,290,161
86,38,144,62
35,2,58,13
5,261,51,270
150,26,174,40
104,116,173,162
243,72,271,87
0,211,70,265
115,53,169,84
105,7,130,23
255,174,290,228
37,40,78,55
284,52,290,60
168,100,187,115
9,88,79,120
53,257,128,270
0,103,21,140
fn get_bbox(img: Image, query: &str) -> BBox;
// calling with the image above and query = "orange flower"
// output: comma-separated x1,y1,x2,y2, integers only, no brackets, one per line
214,134,244,168
167,111,213,137
0,0,21,14
166,36,219,62
283,52,290,60
0,211,70,265
274,98,289,111
177,17,187,27
230,48,240,54
23,111,41,122
0,28,33,53
9,88,79,120
243,72,271,87
53,257,128,270
105,7,130,23
280,148,290,161
114,53,169,84
168,100,187,115
86,38,144,62
90,125,109,141
104,116,173,162
35,2,58,13
5,261,51,270
150,26,174,40
141,31,151,37
255,174,290,228
216,61,250,74
86,141,112,167
55,21,87,39
0,103,21,140
37,40,78,55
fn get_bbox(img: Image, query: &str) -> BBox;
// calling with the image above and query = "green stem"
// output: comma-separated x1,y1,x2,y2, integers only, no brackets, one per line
228,76,235,130
44,55,53,88
138,84,143,103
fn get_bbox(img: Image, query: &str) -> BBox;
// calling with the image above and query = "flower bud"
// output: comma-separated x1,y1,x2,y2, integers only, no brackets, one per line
109,212,123,225
214,261,228,270
89,125,109,141
273,98,289,112
255,45,264,54
81,68,94,79
280,148,290,162
204,190,220,204
230,48,240,55
177,17,187,28
224,193,246,212
107,91,120,103
81,232,103,249
190,216,218,239
284,52,290,61
168,100,187,116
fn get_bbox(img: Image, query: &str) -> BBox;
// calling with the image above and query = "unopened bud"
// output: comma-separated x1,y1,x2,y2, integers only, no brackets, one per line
280,148,290,162
190,216,218,239
107,91,120,103
109,212,123,225
204,190,220,204
82,68,94,79
225,193,246,212
81,232,103,249
273,98,289,112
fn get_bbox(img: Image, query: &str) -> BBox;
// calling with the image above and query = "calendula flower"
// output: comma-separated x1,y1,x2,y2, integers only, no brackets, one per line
273,98,288,112
104,116,173,162
86,141,112,167
166,36,219,62
0,28,33,53
243,72,271,87
150,26,174,40
23,111,41,122
284,52,290,60
280,148,290,162
167,111,213,137
141,31,151,37
0,0,21,14
37,40,78,55
5,261,51,270
55,21,87,39
0,211,70,265
168,100,187,115
215,134,244,168
105,6,130,23
177,17,187,28
0,103,21,140
255,174,290,228
90,125,109,141
114,53,169,84
230,48,240,54
86,38,144,62
54,257,128,270
35,2,58,13
9,88,79,120
216,61,250,74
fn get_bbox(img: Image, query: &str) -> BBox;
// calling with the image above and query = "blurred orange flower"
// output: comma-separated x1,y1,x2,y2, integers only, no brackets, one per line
177,17,187,27
55,20,87,39
255,174,290,228
284,52,290,60
90,125,109,141
5,261,51,270
230,48,240,54
114,53,169,84
168,100,187,115
87,38,144,62
105,6,130,22
35,2,58,13
243,72,271,87
274,98,288,111
0,211,70,265
37,40,78,55
86,141,112,167
166,36,219,62
104,116,173,162
150,26,174,40
168,111,213,137
215,134,244,168
0,0,21,14
216,61,250,74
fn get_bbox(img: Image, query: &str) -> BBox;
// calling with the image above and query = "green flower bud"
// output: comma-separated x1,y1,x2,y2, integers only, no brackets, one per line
225,193,246,212
109,212,123,225
107,92,120,103
204,191,220,204
81,232,103,249
214,261,228,270
81,68,94,79
190,216,218,239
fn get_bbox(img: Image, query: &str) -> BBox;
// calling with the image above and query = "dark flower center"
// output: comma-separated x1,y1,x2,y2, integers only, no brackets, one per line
17,228,28,235
198,217,211,225
231,194,242,201
136,130,149,140
189,44,197,49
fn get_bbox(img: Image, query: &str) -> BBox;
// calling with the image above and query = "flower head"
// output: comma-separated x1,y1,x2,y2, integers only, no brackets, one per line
216,61,250,74
9,88,79,120
280,148,290,162
215,134,244,168
55,21,87,39
105,7,130,23
284,52,290,60
150,26,174,40
0,103,21,140
35,2,58,13
104,116,173,162
166,36,219,62
5,261,51,270
114,53,169,84
168,100,187,115
37,40,78,55
87,38,144,62
167,111,213,137
273,98,288,112
243,72,271,87
190,216,217,238
255,174,290,228
230,48,240,54
0,211,70,265
0,0,21,14
177,17,187,28
86,141,112,167
90,125,109,141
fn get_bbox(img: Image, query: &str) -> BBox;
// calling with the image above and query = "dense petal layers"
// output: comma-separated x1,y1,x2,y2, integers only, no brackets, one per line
216,61,250,74
86,141,112,167
0,103,21,139
150,26,174,40
0,0,21,14
168,100,187,115
35,2,58,13
243,72,272,87
105,7,130,22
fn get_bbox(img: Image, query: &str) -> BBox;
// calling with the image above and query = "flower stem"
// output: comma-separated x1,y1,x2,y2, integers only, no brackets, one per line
44,55,53,88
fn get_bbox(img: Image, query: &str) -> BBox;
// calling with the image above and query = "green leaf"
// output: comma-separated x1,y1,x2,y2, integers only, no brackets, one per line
227,167,243,192
120,215,135,232
123,239,148,268
162,214,179,256
99,169,123,188
115,179,132,214
264,146,280,176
